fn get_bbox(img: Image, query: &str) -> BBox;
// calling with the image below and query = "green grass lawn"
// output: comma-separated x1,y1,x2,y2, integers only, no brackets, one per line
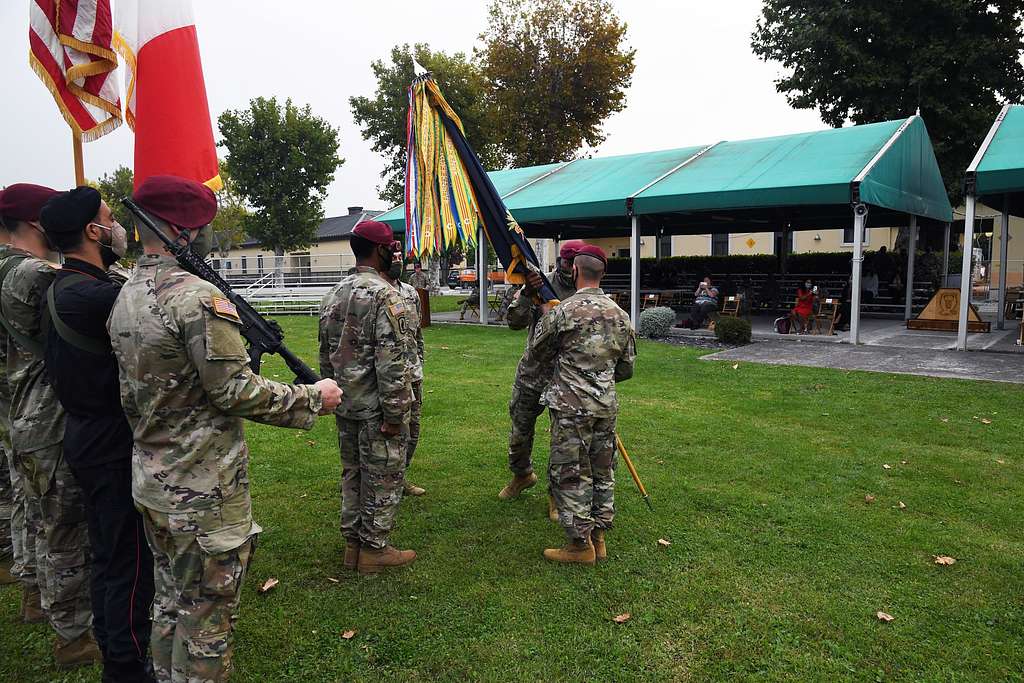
2,320,1022,682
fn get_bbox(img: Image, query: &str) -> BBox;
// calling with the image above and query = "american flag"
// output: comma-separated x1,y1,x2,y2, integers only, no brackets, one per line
29,0,121,141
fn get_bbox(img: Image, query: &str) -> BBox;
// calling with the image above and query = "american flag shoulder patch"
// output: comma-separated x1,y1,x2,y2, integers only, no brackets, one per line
210,296,241,323
389,302,406,317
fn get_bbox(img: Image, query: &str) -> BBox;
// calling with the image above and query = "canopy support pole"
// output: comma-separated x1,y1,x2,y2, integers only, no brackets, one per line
956,195,976,350
630,216,640,327
941,222,951,285
904,215,917,320
850,204,867,345
997,196,1009,330
477,225,488,325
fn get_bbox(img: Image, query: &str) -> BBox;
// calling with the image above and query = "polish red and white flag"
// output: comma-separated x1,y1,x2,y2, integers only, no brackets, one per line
115,0,221,190
29,0,122,141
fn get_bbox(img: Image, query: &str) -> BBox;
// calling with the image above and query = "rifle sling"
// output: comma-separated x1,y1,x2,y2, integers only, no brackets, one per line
46,273,110,356
0,254,44,357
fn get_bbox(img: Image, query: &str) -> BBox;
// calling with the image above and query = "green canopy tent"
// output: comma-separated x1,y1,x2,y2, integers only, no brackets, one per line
958,104,1024,350
379,115,952,342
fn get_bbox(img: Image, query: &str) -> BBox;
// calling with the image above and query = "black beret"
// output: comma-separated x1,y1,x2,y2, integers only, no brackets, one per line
40,186,102,235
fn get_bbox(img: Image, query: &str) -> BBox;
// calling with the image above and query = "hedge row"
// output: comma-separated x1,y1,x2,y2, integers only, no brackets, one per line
605,250,962,289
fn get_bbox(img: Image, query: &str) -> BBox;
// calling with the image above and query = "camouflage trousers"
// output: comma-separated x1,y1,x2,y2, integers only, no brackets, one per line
0,440,12,563
19,444,92,640
5,443,40,589
406,381,422,467
507,383,546,476
337,415,409,550
142,504,258,683
548,410,617,542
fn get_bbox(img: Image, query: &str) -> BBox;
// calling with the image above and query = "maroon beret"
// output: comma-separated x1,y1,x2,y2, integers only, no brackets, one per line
0,183,59,223
575,244,607,266
559,239,586,260
352,220,399,248
133,175,217,230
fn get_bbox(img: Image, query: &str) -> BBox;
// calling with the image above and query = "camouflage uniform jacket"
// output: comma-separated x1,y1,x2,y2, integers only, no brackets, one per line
0,249,64,454
530,287,637,418
506,272,576,393
396,280,424,384
107,254,323,516
408,271,430,291
0,244,11,442
318,267,412,423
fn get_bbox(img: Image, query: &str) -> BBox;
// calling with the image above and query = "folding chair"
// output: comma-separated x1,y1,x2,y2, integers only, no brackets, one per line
813,298,840,336
719,295,740,318
642,293,661,310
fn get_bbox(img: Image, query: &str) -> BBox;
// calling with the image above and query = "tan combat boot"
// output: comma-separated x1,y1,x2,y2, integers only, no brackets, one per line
498,472,537,500
54,631,103,670
343,540,360,571
404,482,426,496
547,495,559,523
592,529,607,562
357,546,416,576
0,559,16,585
20,586,44,624
543,539,596,566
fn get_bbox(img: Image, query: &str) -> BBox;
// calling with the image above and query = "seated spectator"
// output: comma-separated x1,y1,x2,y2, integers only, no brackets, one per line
836,277,853,331
682,276,719,328
862,269,878,303
459,284,481,320
791,280,816,333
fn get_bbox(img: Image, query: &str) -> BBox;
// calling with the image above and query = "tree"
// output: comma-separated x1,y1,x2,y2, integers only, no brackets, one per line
210,160,249,258
94,165,142,256
350,44,501,206
217,97,342,257
477,0,635,167
752,0,1024,202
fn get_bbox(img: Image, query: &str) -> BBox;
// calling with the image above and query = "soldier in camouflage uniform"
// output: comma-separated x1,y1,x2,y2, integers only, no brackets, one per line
408,262,430,291
0,183,102,669
498,240,584,507
108,176,342,683
381,253,426,497
319,220,416,575
530,245,636,565
0,207,16,587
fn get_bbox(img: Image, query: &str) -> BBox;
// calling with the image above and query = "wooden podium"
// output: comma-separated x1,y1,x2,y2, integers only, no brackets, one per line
906,288,990,333
417,288,431,327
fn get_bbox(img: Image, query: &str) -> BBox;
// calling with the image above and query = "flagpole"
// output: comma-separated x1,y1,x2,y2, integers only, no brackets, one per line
72,131,85,186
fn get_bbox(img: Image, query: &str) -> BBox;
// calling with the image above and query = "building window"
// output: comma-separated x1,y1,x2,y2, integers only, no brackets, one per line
711,232,729,256
241,256,248,274
257,254,264,274
842,227,869,245
212,259,221,271
773,231,796,254
657,235,672,258
225,260,232,271
617,248,630,258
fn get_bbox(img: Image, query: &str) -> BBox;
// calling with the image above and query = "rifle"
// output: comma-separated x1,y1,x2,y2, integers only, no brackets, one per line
121,198,321,385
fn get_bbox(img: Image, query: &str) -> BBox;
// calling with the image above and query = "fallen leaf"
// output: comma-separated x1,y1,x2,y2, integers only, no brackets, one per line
657,538,671,547
934,555,957,566
326,577,339,583
882,464,892,470
980,418,992,425
876,611,895,623
439,345,450,350
258,578,279,594
996,459,1006,465
300,493,308,498
341,630,357,640
731,364,739,370
307,440,316,446
897,501,907,510
655,459,665,465
940,417,950,423
901,460,908,465
864,494,876,504
612,613,631,624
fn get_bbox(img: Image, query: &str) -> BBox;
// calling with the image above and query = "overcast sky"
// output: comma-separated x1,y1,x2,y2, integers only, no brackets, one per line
0,0,825,215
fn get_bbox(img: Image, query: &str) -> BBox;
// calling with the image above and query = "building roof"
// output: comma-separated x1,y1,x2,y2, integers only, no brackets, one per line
239,207,385,248
378,116,953,237
967,104,1024,217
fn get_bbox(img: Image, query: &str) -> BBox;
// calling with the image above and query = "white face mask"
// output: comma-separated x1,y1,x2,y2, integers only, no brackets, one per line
92,221,128,259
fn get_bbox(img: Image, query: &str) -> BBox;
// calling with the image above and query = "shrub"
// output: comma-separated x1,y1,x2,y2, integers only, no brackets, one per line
714,316,752,345
638,306,675,338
